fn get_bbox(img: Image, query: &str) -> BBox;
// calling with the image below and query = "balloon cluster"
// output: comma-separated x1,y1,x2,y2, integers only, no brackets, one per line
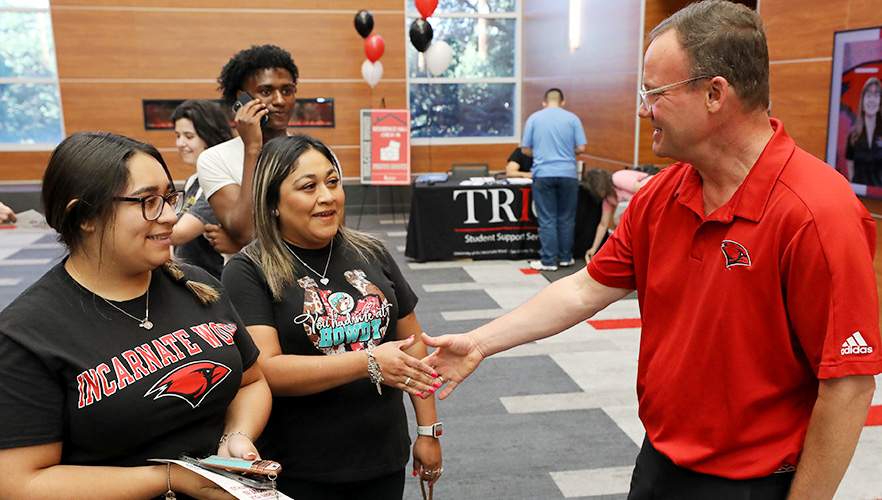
355,10,384,87
410,0,453,77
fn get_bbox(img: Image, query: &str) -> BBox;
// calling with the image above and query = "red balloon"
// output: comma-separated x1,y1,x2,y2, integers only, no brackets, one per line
415,0,438,19
364,34,385,63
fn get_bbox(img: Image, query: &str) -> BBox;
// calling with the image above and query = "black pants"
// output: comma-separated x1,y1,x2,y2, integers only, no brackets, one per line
628,437,795,500
278,468,405,500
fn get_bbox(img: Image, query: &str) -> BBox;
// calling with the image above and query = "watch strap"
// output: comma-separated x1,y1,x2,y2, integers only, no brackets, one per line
417,422,442,438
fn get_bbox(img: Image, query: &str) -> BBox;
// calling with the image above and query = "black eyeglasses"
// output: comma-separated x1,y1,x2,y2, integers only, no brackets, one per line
113,190,185,221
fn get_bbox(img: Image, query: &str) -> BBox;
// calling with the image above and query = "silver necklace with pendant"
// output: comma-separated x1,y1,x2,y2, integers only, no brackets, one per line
285,239,333,285
69,261,153,330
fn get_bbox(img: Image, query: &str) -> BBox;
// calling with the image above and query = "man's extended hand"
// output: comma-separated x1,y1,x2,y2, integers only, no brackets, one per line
420,332,487,400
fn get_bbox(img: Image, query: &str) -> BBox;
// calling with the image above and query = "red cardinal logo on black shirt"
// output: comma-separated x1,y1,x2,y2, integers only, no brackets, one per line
721,240,751,269
144,361,231,408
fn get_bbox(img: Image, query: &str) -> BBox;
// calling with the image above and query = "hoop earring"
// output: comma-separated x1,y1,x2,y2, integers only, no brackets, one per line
272,209,280,217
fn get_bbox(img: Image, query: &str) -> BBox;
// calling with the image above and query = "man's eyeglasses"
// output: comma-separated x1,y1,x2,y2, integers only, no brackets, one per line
114,190,185,221
639,75,712,109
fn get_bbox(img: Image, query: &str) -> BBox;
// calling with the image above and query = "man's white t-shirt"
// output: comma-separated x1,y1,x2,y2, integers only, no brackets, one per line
196,137,245,200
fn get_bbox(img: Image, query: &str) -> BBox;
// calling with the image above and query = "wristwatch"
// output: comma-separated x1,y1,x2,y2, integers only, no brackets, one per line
417,422,443,438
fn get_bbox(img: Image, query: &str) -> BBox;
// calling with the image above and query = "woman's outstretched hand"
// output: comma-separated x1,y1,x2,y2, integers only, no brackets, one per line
372,335,439,398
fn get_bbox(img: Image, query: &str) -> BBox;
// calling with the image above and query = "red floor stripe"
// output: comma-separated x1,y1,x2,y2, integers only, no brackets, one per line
865,405,882,427
587,318,642,329
520,268,541,275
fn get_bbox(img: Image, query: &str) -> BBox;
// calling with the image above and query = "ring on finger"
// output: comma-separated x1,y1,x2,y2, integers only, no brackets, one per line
437,375,445,384
405,376,413,387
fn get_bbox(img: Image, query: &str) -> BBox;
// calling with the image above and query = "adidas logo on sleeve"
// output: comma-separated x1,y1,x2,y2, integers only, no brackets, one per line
841,332,874,355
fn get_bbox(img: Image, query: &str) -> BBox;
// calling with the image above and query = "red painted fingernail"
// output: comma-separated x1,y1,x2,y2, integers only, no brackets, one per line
433,381,441,388
428,387,436,393
431,371,438,377
417,392,424,397
413,470,418,477
408,334,414,339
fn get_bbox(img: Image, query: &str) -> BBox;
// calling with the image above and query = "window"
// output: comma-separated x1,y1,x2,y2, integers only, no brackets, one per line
0,0,64,149
406,0,519,144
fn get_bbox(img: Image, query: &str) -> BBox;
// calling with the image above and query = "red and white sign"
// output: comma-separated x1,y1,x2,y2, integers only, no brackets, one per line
360,109,411,185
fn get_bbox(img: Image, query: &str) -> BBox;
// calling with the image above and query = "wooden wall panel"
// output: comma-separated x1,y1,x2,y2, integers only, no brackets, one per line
768,61,832,160
0,152,53,183
762,0,846,61
51,0,404,9
51,8,406,80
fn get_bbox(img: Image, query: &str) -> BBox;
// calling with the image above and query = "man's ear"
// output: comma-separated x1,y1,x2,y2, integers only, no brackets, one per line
706,76,728,114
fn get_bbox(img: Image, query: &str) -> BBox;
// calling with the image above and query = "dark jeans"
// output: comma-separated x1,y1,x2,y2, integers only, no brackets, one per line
279,469,405,500
628,437,794,500
533,176,579,265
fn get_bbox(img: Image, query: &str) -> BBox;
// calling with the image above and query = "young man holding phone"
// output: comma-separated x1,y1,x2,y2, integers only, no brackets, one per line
197,44,299,245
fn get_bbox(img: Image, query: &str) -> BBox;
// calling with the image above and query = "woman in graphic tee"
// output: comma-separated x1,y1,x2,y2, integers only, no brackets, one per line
0,132,271,499
223,134,443,499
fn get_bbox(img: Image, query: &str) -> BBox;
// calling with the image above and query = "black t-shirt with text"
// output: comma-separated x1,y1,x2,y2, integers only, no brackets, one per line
0,262,258,467
223,237,418,485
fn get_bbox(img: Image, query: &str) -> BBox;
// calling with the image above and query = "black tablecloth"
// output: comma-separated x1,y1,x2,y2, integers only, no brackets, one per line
405,180,541,262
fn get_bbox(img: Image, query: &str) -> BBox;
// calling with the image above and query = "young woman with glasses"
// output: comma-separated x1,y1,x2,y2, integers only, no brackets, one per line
0,132,271,499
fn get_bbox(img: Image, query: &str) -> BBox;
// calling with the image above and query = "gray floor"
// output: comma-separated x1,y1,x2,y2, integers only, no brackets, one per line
2,213,882,499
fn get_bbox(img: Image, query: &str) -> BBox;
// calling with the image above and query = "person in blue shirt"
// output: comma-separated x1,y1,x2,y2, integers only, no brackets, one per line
521,88,587,271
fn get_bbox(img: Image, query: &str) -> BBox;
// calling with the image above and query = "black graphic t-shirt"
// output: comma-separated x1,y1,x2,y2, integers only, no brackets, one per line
0,261,258,467
175,173,224,279
223,237,418,484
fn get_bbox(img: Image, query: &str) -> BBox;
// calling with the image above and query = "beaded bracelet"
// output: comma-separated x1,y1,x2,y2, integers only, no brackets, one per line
365,344,383,395
218,430,253,446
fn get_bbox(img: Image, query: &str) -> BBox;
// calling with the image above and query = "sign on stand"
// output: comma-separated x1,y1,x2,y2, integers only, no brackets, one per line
359,109,411,185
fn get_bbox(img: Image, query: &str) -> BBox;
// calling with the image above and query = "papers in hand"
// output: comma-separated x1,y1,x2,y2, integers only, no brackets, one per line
151,459,293,500
1,210,51,231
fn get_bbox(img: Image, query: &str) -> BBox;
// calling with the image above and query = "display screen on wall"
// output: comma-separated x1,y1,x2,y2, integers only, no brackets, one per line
826,26,882,199
143,98,335,130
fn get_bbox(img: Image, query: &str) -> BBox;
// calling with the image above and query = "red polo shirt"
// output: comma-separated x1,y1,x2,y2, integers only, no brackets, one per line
588,119,882,479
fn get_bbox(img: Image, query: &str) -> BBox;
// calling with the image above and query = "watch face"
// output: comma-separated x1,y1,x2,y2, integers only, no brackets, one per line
434,422,442,437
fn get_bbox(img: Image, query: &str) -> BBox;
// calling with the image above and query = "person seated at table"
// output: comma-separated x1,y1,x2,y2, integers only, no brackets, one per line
574,168,617,264
0,131,272,500
505,146,532,178
222,133,442,499
169,99,241,279
611,165,657,225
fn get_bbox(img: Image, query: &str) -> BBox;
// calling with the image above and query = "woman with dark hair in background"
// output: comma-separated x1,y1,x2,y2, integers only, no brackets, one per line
170,99,240,279
0,132,271,499
846,77,882,186
574,168,617,264
222,134,442,500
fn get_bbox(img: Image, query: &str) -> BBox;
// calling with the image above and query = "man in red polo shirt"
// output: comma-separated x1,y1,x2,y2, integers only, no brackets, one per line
422,1,882,498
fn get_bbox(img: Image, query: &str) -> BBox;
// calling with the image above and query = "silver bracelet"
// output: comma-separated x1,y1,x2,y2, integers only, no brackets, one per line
365,344,383,395
218,430,253,446
163,462,176,499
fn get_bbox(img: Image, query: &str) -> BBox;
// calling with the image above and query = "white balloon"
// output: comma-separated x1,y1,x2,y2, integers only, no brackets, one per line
361,59,384,88
425,41,453,76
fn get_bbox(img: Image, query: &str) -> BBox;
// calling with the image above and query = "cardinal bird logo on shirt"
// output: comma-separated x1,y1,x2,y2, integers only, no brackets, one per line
721,240,751,269
144,361,231,408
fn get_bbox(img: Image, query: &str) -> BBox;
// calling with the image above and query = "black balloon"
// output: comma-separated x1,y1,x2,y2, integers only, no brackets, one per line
409,18,434,52
355,10,374,38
